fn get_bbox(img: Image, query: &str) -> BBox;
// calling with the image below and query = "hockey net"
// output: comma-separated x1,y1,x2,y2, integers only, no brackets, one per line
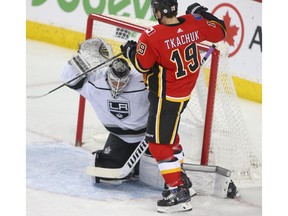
76,14,261,184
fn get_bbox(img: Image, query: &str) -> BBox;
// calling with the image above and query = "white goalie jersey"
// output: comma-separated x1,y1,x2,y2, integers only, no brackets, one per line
61,62,149,143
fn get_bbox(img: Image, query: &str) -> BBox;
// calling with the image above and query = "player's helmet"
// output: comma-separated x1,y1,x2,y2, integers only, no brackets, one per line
151,0,178,18
107,58,131,98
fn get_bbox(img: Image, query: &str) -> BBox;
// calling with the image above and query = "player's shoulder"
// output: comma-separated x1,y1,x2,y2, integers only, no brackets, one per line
88,66,107,81
179,14,204,23
97,66,109,75
140,23,169,42
141,24,159,38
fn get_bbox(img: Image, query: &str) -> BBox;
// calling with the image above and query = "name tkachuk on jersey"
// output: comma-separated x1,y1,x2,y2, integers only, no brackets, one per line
134,14,226,102
164,31,199,49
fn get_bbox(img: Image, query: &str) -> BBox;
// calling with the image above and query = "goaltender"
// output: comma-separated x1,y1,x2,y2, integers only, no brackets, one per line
61,37,149,182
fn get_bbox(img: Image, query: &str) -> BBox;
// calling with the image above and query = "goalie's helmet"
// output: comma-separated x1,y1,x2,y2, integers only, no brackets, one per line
151,0,178,18
107,58,131,98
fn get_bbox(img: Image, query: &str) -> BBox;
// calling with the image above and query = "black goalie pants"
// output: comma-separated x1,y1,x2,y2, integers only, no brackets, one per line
94,133,140,168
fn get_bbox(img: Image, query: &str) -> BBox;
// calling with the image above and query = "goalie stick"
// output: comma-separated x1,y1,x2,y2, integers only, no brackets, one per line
27,52,123,99
85,44,216,179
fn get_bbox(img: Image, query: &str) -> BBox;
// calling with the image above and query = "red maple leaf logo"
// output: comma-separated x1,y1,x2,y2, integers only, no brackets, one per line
223,11,239,47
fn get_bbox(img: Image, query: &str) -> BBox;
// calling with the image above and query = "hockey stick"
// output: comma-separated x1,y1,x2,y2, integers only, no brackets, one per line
27,52,123,99
85,44,216,179
86,139,148,178
201,44,216,65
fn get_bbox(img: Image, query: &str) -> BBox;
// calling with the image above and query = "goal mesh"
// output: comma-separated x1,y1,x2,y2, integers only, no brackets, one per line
77,14,261,184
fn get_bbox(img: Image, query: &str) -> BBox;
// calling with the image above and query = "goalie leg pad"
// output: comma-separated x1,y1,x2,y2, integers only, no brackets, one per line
94,133,139,168
91,133,141,182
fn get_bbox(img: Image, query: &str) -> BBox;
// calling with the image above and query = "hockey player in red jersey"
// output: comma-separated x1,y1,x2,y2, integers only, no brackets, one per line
121,0,226,213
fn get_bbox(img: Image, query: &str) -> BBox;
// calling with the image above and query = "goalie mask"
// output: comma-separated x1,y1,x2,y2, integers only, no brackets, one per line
107,58,131,99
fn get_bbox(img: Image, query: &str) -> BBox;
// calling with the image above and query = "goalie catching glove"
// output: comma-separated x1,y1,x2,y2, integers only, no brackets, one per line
69,37,114,74
65,37,114,88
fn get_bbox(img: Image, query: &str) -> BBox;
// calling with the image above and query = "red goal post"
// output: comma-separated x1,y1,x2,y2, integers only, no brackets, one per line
75,13,261,182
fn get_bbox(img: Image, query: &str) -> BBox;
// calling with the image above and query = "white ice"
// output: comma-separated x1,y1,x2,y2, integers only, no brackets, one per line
25,39,262,216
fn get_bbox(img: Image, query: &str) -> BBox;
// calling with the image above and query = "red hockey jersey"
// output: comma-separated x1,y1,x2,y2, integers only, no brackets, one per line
134,14,226,102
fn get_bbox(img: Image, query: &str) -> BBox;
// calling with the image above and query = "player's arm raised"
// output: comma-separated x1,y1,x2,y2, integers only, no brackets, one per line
186,2,227,41
120,40,150,73
120,35,156,74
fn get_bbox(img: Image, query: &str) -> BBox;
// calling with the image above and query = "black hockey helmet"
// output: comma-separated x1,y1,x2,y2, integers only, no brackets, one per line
109,58,131,78
151,0,178,18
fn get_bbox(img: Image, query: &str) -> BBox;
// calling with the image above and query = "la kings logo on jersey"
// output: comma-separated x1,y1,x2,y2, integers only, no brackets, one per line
108,101,130,120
